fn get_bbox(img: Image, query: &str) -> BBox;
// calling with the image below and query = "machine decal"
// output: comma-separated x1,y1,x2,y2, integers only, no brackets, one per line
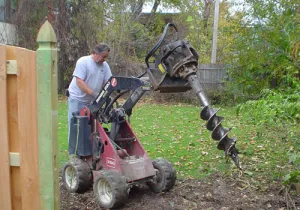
158,64,166,73
102,90,107,97
106,157,116,168
133,164,146,175
111,78,117,87
104,81,110,90
96,90,105,103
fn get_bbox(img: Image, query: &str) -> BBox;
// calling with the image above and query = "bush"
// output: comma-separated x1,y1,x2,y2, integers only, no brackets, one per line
236,84,300,125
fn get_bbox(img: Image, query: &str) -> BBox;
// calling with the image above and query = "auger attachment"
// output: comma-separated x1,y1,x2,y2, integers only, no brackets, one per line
144,23,241,169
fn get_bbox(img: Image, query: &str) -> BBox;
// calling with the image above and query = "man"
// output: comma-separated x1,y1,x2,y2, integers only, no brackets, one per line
68,43,112,134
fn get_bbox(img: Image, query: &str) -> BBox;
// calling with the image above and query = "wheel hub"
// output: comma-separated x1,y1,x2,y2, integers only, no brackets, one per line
97,179,113,205
65,166,77,189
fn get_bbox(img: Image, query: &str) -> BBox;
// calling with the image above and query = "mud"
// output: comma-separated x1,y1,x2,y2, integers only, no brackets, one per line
60,173,300,210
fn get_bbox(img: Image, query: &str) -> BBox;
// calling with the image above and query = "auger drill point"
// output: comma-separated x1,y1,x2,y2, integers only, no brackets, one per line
145,23,241,169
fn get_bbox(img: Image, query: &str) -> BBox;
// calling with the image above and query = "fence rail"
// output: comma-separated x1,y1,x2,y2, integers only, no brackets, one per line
197,63,227,92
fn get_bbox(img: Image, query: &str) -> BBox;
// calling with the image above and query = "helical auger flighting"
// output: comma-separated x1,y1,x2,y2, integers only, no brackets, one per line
200,106,241,169
187,74,241,170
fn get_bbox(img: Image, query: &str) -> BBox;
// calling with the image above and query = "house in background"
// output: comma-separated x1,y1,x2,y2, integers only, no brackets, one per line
0,0,17,45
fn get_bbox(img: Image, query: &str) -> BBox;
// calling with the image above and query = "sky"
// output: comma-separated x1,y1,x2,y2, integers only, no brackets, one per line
142,0,246,14
142,1,180,13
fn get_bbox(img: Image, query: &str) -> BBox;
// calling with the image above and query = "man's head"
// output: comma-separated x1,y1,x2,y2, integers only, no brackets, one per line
92,43,110,64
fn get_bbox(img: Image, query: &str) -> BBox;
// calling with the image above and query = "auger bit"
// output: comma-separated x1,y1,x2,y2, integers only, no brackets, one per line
188,73,241,170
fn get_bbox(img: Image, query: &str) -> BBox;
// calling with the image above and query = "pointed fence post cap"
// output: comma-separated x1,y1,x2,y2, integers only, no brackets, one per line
37,20,57,43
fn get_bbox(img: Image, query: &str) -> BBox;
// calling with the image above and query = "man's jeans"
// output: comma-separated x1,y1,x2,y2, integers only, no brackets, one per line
68,97,88,144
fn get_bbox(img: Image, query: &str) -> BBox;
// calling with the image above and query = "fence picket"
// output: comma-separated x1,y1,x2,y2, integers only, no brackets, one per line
0,45,13,210
16,47,40,210
6,45,23,210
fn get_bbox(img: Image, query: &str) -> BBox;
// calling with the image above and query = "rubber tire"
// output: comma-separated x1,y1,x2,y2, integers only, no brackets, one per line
62,158,91,193
147,158,176,193
94,170,129,209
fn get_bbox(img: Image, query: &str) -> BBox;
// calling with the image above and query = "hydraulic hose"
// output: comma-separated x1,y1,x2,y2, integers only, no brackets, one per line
138,23,178,78
145,23,178,68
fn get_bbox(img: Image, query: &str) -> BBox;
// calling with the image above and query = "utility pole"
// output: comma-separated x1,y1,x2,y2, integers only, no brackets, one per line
211,0,220,64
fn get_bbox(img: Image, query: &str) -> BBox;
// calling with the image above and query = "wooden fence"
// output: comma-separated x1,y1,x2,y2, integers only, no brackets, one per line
197,63,227,92
0,20,59,210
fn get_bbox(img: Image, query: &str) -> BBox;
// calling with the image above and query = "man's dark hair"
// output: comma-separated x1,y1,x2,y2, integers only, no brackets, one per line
92,43,110,54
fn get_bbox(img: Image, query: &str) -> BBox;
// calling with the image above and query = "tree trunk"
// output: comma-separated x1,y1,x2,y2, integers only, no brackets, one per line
130,0,144,21
203,0,213,29
5,0,11,21
56,0,68,93
145,0,161,27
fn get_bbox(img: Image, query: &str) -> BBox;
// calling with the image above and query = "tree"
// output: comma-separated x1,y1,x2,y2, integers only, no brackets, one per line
227,0,300,98
174,0,235,64
54,0,156,91
12,0,54,49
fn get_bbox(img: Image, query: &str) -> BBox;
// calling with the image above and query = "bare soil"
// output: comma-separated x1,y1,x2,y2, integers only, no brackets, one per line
60,173,300,210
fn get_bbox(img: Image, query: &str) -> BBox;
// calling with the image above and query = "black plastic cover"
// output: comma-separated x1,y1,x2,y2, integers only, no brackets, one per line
68,116,92,156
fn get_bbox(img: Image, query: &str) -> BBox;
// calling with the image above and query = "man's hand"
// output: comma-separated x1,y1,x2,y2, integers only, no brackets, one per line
91,91,99,99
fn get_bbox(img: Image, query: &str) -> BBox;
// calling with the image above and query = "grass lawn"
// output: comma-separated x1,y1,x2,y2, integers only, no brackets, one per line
58,99,69,165
58,97,300,187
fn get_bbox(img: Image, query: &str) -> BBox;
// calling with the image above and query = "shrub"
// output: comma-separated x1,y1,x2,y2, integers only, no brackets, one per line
236,84,300,125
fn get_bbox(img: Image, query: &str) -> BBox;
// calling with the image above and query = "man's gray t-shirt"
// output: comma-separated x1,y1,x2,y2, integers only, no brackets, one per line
69,55,112,103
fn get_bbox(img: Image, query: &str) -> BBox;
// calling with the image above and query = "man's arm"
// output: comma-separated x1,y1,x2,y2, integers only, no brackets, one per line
76,77,97,97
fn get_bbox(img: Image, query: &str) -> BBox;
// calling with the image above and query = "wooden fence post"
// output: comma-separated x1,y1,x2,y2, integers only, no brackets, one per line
36,20,60,210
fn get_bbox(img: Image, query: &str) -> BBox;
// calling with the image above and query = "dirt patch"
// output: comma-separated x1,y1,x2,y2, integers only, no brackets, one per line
60,173,300,210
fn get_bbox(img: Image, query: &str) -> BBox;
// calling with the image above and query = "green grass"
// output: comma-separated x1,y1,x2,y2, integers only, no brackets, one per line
58,99,300,186
58,99,69,166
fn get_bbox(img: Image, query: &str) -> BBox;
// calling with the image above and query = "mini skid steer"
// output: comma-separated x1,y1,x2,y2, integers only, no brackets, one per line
62,23,241,209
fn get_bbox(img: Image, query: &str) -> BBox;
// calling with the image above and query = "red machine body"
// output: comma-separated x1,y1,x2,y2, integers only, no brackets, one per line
72,77,157,184
91,119,155,182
